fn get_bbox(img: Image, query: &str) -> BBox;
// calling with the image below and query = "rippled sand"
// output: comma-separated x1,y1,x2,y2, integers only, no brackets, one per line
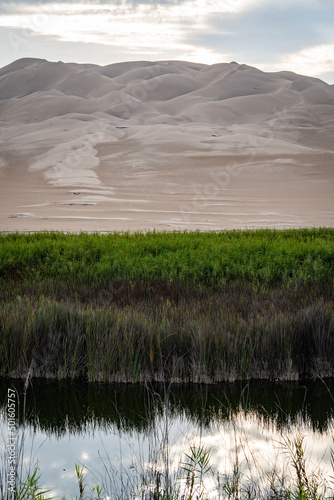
0,58,333,232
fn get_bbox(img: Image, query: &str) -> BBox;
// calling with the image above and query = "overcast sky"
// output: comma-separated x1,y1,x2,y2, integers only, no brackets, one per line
0,0,333,82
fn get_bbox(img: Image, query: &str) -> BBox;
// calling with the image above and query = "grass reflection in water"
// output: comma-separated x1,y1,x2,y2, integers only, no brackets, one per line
0,379,334,499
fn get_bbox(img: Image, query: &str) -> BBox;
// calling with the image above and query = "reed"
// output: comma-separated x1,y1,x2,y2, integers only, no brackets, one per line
0,229,333,382
0,289,333,383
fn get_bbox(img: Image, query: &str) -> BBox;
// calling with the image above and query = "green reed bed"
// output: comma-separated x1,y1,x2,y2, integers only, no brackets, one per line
1,227,333,285
0,228,333,382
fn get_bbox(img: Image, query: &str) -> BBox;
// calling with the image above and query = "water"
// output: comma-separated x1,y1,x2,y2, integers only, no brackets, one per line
1,379,334,498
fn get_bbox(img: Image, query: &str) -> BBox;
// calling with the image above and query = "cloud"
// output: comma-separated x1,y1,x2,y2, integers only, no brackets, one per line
319,71,334,84
0,25,195,69
0,1,214,58
0,0,187,11
280,44,334,79
184,0,334,63
0,0,252,19
0,26,129,67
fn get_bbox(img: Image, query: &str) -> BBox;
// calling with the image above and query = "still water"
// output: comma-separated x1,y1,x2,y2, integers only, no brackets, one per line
1,379,334,498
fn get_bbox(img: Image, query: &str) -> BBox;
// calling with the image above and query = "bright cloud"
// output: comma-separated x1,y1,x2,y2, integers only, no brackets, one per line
283,44,334,77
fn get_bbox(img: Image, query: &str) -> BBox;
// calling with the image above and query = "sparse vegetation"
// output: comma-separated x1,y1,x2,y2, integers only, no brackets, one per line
1,427,334,500
0,228,333,382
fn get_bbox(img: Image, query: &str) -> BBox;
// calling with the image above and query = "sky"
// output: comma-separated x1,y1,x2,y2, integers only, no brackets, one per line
0,0,333,83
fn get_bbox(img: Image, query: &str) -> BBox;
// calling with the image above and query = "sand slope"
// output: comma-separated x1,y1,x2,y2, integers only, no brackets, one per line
0,58,333,232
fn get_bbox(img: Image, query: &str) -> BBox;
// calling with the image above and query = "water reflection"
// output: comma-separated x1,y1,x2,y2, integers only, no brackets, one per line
0,379,333,499
1,379,333,434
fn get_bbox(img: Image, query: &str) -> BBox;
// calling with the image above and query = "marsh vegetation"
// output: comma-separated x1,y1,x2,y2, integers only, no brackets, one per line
0,228,333,382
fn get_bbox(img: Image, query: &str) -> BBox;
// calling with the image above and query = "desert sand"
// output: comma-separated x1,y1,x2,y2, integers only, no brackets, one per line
0,58,333,232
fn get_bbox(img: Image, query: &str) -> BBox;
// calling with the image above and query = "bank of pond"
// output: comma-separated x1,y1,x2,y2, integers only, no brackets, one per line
0,228,333,382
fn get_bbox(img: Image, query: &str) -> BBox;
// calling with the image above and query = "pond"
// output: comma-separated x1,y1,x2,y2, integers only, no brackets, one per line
1,378,334,499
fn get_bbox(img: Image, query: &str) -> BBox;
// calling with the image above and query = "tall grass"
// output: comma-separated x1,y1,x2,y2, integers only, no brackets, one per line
0,229,333,382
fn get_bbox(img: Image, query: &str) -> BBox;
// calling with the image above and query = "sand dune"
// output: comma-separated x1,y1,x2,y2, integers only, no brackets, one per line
0,58,333,232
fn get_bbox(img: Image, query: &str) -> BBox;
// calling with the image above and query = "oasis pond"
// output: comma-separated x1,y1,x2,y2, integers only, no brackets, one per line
1,378,334,499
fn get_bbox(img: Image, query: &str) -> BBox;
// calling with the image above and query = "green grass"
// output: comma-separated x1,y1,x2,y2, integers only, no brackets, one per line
1,228,333,285
0,228,333,382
